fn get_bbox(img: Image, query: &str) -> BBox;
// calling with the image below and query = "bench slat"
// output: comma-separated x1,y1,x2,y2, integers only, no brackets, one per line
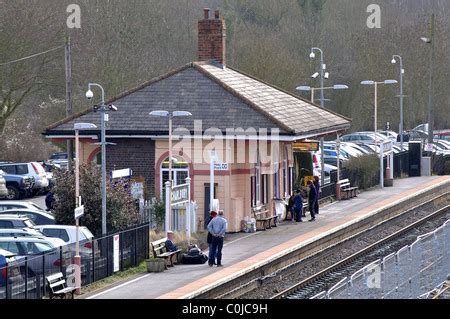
46,273,64,282
49,280,66,288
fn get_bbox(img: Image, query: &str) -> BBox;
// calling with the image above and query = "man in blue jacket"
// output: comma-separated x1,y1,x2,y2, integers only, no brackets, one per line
293,189,304,223
307,181,317,222
207,210,227,267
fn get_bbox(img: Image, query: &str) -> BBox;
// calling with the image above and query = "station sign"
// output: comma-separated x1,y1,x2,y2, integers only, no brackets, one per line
171,184,189,205
293,142,320,152
214,163,229,171
74,205,84,219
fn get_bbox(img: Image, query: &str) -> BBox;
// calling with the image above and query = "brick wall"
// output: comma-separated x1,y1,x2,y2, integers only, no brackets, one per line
198,9,226,65
106,139,155,197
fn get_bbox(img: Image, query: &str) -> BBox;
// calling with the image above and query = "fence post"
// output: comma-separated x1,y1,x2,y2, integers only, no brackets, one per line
106,236,110,277
134,228,138,266
5,264,9,299
59,247,63,274
24,257,28,300
92,239,95,282
120,232,124,271
42,254,46,298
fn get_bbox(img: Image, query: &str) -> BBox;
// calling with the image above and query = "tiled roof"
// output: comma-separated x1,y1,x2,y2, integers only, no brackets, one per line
45,62,350,137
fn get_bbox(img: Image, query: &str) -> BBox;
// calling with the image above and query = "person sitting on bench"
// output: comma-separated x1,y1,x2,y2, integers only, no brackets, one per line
165,231,178,252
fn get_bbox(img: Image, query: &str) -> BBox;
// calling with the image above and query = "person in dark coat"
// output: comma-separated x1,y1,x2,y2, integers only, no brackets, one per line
165,231,178,252
206,211,218,265
45,191,55,211
293,189,304,223
313,176,321,215
307,181,317,222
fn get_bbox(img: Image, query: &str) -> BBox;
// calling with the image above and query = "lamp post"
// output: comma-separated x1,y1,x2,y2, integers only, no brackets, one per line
361,80,398,188
296,84,348,180
74,122,97,294
391,55,405,151
309,47,328,186
421,14,435,156
150,110,192,232
86,83,117,236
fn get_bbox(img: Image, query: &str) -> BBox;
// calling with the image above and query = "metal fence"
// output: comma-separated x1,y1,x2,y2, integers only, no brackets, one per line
0,223,150,299
141,200,197,233
311,219,450,299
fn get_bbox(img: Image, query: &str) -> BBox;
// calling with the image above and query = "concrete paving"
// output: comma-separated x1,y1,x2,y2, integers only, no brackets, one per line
83,176,450,299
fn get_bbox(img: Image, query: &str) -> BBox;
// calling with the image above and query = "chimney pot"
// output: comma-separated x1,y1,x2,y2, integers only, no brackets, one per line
204,8,210,19
214,10,220,19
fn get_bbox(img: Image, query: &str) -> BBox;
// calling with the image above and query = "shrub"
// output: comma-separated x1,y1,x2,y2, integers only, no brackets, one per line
53,163,139,236
345,154,379,190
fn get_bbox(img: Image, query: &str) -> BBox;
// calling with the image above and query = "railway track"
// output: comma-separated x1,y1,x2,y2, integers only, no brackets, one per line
271,205,450,299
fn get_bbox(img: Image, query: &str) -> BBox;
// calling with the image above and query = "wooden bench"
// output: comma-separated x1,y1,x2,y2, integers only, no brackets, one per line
337,179,358,200
46,273,76,299
252,206,277,231
151,238,181,269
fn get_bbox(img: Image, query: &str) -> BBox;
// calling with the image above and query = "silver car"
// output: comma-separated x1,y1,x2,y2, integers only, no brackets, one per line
0,162,49,193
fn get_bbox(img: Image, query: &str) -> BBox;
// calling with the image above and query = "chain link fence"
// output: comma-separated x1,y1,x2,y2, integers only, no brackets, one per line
312,219,450,299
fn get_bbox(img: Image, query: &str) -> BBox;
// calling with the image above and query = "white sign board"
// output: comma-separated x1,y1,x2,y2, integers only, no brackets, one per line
214,163,229,171
74,205,84,219
131,182,144,200
112,168,132,179
425,143,433,152
171,184,189,205
113,235,120,272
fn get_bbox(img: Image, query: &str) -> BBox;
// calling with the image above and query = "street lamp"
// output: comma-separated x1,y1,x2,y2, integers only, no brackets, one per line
150,110,192,232
85,83,117,236
391,55,405,151
74,122,97,294
421,14,435,156
309,47,327,186
361,80,398,188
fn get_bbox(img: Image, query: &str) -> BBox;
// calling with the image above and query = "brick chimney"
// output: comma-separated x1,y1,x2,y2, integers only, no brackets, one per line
198,8,226,66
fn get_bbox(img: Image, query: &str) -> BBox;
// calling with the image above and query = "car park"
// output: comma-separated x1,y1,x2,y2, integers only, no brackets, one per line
340,132,388,143
0,228,65,248
0,162,49,195
0,170,34,200
0,201,46,212
0,209,55,225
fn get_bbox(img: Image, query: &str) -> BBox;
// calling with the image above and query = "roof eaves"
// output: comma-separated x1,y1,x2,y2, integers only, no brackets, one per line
225,65,353,123
46,63,195,131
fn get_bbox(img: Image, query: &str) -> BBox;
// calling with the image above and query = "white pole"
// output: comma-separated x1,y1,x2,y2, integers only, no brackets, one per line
336,133,341,183
380,142,384,188
186,177,191,245
210,150,215,212
165,181,171,232
168,115,173,231
74,129,81,294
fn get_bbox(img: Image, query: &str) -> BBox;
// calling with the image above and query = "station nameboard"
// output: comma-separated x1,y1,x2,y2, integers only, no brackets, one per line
292,142,320,152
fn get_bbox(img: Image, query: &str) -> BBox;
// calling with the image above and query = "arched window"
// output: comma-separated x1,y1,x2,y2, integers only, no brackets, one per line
160,155,189,199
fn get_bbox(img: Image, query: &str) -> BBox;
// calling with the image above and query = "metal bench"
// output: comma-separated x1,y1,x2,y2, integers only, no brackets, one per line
252,206,277,231
151,238,181,269
46,272,76,299
337,179,358,199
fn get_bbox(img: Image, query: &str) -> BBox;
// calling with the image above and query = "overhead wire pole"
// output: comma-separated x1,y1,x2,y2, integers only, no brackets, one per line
65,37,74,171
427,14,435,156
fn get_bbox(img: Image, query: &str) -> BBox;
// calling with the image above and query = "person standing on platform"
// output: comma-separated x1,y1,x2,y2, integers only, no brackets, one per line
293,189,304,223
307,180,317,222
313,176,321,215
207,210,227,267
206,211,218,264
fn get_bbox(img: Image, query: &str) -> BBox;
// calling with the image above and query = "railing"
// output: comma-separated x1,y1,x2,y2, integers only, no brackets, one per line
0,223,150,299
313,219,450,299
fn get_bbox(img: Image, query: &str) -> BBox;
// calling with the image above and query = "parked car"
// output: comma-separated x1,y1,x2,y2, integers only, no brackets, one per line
0,215,36,230
0,209,55,225
0,170,34,200
48,152,68,170
0,162,49,195
0,237,69,277
0,200,46,212
0,229,65,248
36,225,96,256
340,132,388,143
0,248,22,289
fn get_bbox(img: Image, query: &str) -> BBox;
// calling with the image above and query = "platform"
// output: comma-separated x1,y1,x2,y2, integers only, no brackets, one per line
83,176,450,299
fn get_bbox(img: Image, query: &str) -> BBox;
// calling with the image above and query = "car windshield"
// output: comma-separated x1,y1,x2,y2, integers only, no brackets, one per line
23,219,35,228
26,242,54,254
